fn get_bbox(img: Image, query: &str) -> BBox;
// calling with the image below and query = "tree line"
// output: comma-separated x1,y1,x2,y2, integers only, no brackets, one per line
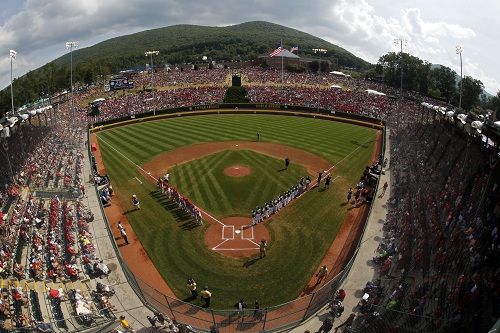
370,52,499,113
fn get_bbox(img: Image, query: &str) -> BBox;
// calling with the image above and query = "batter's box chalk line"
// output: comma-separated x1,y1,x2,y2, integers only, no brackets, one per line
241,225,254,240
222,225,235,240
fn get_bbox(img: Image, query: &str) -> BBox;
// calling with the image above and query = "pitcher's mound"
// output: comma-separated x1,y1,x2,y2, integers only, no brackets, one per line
224,165,250,177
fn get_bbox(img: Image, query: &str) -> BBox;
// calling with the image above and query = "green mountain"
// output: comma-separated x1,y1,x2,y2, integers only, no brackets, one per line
1,21,371,114
56,21,370,71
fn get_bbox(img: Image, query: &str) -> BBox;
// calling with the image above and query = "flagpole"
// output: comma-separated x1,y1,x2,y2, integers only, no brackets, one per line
281,39,284,104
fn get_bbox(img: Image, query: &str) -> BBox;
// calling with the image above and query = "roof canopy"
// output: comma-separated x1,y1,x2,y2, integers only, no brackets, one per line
365,89,386,96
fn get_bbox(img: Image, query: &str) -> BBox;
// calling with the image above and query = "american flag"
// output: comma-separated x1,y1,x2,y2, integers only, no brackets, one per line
290,45,298,53
269,42,282,57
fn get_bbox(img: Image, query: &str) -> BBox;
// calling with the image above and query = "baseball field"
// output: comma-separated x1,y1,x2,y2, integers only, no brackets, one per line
96,113,378,309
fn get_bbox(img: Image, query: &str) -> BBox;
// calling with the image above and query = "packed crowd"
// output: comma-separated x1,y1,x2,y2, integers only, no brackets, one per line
244,85,396,119
342,104,500,332
240,67,399,95
0,99,117,330
79,66,407,124
133,67,230,88
90,86,227,122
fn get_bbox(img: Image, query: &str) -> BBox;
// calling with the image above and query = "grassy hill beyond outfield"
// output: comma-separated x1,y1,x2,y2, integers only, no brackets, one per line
97,114,376,308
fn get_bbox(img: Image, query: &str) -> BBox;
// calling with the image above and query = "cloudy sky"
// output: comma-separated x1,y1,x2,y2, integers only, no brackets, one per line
0,0,498,95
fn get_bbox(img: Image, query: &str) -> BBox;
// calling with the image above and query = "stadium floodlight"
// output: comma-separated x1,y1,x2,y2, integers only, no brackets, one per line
456,45,463,111
9,50,17,117
394,38,408,127
312,48,327,113
145,50,160,116
66,42,78,127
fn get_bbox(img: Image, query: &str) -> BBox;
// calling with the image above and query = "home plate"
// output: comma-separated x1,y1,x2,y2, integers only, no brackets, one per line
235,230,241,234
235,144,239,147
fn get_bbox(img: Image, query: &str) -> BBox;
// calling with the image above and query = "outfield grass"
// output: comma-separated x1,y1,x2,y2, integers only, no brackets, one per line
97,114,377,308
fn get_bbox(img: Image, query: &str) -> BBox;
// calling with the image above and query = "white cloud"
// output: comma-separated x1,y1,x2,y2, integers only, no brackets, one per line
424,36,439,44
0,0,498,95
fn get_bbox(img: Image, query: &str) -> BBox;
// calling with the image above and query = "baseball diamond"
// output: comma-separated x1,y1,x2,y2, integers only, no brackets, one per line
95,113,379,308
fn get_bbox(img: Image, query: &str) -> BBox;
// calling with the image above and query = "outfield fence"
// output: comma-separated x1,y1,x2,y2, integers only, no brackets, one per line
88,122,381,333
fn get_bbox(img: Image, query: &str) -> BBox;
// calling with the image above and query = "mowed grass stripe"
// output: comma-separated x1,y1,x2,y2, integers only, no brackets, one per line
133,122,192,150
238,151,276,208
243,150,301,193
97,114,376,307
100,128,161,163
108,115,376,166
181,150,233,214
184,151,233,215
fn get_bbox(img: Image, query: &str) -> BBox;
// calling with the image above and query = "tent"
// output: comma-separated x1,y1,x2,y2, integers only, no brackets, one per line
330,85,342,90
365,89,386,96
329,71,346,76
93,98,105,103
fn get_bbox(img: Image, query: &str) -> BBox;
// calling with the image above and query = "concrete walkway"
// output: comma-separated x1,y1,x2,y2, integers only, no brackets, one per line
289,129,392,333
76,140,153,332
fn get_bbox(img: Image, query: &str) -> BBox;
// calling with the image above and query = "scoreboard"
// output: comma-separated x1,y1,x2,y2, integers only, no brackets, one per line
109,77,134,90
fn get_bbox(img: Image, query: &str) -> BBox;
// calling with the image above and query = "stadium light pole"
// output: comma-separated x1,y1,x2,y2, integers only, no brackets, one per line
9,50,17,117
66,41,78,127
145,50,159,116
456,45,463,111
394,38,407,127
313,48,327,113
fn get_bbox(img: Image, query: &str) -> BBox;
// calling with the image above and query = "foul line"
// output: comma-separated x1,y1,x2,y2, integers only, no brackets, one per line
97,137,226,226
247,238,261,247
308,130,380,188
333,131,380,168
98,137,151,177
212,239,229,250
215,247,260,251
